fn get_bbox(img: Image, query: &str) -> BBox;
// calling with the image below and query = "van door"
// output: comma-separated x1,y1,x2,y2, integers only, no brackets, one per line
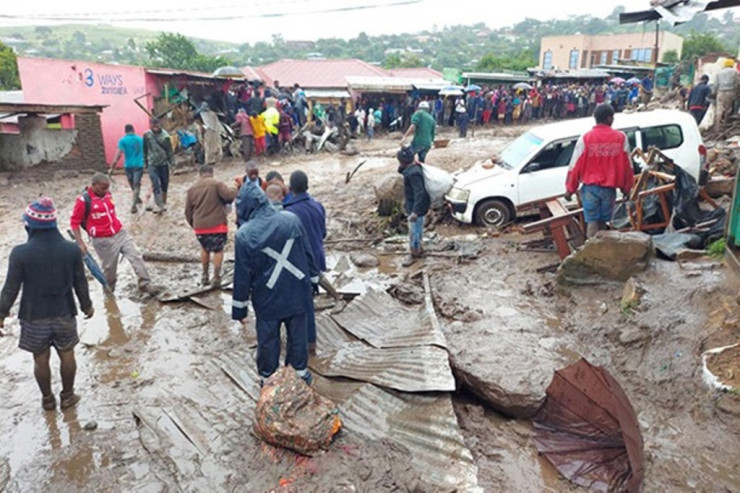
517,138,577,204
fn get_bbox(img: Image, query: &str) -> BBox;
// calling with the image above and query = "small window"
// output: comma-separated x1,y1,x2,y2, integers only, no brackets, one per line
543,51,553,70
523,139,577,172
612,49,620,63
641,125,683,151
569,50,579,69
600,52,608,65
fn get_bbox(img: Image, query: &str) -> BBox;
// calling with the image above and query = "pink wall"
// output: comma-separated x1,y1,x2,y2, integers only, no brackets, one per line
18,58,152,165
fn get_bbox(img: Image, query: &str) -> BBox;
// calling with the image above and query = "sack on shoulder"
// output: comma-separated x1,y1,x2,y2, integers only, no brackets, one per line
421,163,453,208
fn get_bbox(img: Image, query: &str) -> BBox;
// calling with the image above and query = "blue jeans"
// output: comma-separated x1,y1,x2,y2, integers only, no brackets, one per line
409,215,425,250
411,144,430,163
124,167,143,190
148,165,169,195
256,313,311,384
581,184,616,223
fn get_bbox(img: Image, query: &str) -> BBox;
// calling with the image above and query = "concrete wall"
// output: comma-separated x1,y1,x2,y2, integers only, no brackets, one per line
0,116,77,171
17,58,152,164
540,32,684,69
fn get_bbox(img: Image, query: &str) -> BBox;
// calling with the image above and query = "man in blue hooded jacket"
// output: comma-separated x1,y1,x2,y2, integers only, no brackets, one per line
231,184,318,385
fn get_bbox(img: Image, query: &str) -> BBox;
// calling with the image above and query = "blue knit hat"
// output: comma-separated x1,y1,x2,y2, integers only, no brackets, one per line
23,197,58,229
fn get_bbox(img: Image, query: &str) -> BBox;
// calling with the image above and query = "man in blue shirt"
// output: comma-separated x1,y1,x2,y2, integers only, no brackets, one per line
110,124,144,213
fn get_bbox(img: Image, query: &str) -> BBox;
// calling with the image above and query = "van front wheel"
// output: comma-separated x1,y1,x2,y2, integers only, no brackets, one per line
475,199,512,227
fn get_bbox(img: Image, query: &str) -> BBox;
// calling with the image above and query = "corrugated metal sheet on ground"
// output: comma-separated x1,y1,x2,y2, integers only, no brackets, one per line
330,290,447,349
341,383,482,492
312,341,455,392
315,313,355,355
214,349,261,402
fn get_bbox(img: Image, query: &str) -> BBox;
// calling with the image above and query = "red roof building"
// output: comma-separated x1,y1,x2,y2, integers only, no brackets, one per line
251,59,388,89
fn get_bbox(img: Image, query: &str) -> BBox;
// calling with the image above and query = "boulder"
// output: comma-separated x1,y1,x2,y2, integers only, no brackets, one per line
350,253,380,268
374,175,404,216
558,231,654,284
446,322,562,418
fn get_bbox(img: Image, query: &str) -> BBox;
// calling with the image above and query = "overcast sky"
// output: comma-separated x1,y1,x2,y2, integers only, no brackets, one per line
0,1,705,44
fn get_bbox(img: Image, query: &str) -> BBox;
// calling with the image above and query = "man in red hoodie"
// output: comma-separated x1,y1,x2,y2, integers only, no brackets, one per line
565,104,633,238
70,172,152,293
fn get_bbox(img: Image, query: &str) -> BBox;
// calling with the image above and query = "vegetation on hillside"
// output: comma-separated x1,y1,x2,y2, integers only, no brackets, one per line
0,5,736,74
0,41,20,89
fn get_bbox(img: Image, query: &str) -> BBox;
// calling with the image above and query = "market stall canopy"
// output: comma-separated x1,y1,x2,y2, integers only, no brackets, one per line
439,85,464,96
211,66,245,79
303,89,351,100
533,358,644,492
620,0,740,25
346,76,448,94
464,84,482,92
462,71,536,83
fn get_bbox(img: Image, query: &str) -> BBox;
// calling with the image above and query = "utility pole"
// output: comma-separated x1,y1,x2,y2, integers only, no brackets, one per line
653,19,660,77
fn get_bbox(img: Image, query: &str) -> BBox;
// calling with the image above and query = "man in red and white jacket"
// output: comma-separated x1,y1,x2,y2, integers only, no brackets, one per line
71,173,152,292
565,104,634,238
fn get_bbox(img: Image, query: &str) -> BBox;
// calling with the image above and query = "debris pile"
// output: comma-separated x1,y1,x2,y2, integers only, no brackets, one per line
253,367,342,456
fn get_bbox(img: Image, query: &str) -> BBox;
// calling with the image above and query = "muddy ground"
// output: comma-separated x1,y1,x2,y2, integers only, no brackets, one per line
0,124,738,492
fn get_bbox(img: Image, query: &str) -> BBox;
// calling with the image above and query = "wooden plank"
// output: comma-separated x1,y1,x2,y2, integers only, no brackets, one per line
523,209,583,233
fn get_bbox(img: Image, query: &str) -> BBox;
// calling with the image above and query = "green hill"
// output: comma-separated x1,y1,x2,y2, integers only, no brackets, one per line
0,24,238,66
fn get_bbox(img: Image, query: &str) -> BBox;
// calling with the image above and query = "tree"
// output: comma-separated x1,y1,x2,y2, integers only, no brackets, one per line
662,49,679,64
146,33,230,72
681,31,727,61
0,41,20,90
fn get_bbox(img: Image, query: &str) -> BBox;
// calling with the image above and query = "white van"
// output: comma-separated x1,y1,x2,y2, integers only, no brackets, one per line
446,110,707,227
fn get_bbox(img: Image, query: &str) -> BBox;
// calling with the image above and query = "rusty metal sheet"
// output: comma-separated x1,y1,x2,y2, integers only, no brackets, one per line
340,383,482,492
312,341,455,392
330,289,447,349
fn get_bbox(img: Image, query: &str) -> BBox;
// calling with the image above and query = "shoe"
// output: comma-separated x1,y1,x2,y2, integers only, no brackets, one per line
211,273,222,287
201,269,210,286
130,204,138,214
42,394,56,411
401,255,415,267
59,391,80,410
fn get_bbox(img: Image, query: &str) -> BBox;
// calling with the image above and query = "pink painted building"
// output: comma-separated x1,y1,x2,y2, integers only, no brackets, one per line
17,57,155,164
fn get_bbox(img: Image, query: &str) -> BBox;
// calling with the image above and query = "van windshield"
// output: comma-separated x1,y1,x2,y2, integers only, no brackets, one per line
501,132,543,169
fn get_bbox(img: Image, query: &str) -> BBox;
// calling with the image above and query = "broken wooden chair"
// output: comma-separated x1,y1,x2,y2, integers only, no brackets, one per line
520,195,586,260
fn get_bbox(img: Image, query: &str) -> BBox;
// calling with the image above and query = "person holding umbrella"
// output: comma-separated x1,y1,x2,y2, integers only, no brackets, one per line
0,197,94,411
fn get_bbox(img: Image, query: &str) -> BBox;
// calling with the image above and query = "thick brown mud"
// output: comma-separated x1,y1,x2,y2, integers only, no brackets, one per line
0,125,737,491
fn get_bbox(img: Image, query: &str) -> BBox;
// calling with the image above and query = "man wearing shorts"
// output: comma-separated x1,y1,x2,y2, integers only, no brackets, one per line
185,165,237,286
110,123,145,213
0,198,94,411
566,104,634,238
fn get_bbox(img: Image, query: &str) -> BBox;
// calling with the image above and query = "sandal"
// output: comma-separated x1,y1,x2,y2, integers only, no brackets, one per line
42,394,56,411
60,391,81,410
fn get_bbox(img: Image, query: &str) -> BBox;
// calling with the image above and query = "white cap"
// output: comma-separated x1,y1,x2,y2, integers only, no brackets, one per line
419,101,430,109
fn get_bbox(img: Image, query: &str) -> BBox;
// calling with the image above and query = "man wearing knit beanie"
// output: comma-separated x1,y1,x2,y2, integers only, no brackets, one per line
0,197,94,411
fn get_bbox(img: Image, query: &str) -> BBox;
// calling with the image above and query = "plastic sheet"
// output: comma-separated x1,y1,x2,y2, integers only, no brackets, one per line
533,359,644,493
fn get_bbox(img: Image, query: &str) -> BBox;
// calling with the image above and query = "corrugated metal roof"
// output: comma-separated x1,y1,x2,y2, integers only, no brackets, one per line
303,89,351,99
462,71,535,82
257,58,388,88
539,69,611,79
346,76,413,93
0,90,24,103
312,341,455,392
388,67,444,79
331,290,447,349
341,383,482,492
146,68,243,81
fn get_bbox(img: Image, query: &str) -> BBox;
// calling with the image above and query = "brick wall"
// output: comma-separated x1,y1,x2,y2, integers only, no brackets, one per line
75,113,106,171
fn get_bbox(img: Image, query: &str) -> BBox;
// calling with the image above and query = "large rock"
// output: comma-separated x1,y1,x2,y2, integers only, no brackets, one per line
558,231,654,284
374,174,404,216
446,321,563,418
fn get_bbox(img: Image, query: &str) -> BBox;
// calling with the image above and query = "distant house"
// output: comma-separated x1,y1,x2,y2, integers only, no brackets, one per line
539,32,683,70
